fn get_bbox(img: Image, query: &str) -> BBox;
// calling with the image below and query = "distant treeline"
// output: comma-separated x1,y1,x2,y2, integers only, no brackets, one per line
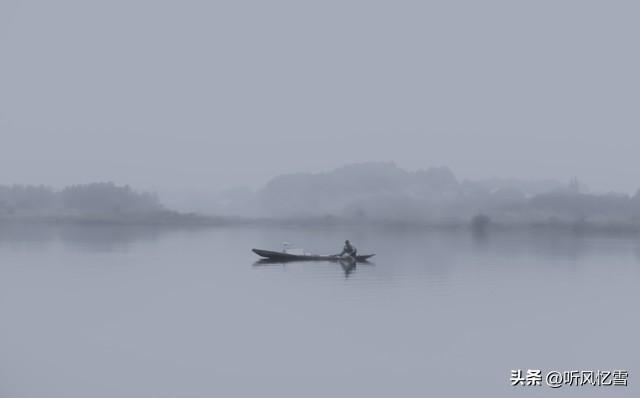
210,162,640,230
5,166,640,230
0,183,215,226
0,183,161,215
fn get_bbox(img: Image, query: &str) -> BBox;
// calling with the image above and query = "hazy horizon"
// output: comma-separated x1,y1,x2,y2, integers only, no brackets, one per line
2,1,639,194
2,3,639,397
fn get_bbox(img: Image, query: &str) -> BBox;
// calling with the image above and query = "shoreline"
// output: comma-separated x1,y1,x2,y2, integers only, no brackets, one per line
2,213,640,235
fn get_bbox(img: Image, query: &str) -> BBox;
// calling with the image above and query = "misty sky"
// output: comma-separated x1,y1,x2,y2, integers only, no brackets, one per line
1,1,639,194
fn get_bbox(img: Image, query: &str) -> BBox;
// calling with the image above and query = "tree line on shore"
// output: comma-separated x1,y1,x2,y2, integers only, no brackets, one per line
4,163,640,230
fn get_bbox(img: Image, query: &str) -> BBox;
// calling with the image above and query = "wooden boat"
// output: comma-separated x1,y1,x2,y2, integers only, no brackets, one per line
252,248,375,262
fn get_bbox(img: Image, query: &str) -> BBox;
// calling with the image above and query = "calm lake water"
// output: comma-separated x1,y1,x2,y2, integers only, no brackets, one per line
0,224,638,397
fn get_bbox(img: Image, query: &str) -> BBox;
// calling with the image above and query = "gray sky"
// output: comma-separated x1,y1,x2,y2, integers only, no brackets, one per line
1,0,638,194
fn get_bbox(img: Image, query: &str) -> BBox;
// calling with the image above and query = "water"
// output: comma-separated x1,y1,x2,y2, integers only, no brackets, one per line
0,224,638,397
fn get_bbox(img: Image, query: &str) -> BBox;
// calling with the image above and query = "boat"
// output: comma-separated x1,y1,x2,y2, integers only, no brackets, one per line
252,248,375,262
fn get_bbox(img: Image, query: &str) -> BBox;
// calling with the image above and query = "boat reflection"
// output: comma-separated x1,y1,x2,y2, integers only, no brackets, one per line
252,257,372,278
338,258,356,278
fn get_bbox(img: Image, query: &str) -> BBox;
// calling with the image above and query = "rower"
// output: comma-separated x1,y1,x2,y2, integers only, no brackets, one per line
339,240,357,257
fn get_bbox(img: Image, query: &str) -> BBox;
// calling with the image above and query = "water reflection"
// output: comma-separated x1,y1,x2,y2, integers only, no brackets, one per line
1,224,639,398
0,223,198,252
253,257,369,278
338,258,356,278
2,223,639,265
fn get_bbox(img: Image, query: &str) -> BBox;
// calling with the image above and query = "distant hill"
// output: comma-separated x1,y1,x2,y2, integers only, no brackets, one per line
5,165,640,229
260,162,458,218
210,162,640,228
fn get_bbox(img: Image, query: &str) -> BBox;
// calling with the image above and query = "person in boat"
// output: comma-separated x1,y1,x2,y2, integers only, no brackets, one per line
338,240,357,258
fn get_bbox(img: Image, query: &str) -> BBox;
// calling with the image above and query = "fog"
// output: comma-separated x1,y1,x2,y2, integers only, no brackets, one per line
2,4,640,396
4,163,640,231
1,0,639,198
